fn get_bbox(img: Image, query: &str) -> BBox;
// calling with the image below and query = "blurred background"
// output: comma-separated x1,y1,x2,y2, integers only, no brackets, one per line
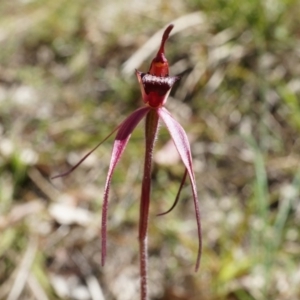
1,0,300,299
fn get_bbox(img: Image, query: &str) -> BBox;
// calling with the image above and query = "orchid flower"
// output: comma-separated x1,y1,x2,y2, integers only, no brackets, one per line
53,24,202,300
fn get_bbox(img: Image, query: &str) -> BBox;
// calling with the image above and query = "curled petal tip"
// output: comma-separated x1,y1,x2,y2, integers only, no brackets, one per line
160,24,174,51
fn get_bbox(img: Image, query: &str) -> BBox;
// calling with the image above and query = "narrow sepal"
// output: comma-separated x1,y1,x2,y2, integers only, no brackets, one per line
158,107,202,271
101,106,151,266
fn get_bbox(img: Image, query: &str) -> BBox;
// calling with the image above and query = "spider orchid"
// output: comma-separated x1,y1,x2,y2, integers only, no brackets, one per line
53,24,202,300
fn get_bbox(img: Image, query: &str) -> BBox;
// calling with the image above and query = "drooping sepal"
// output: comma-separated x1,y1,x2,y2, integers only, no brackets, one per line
158,107,202,271
101,106,151,266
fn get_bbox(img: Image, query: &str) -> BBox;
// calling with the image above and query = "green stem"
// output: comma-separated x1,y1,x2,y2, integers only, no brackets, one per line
139,109,159,300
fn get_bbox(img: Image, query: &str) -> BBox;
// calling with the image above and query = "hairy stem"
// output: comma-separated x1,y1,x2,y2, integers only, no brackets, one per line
139,109,159,300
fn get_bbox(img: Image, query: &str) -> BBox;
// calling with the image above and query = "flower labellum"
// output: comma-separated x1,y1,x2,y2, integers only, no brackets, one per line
52,24,202,300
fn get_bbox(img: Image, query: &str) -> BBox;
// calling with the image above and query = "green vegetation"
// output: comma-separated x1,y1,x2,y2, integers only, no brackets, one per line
0,0,300,299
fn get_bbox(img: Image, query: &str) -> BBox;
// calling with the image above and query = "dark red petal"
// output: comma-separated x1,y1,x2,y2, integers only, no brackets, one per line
158,107,202,271
140,73,179,96
136,70,180,108
101,106,151,266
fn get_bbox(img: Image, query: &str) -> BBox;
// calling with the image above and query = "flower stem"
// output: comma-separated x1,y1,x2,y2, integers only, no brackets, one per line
139,109,159,300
